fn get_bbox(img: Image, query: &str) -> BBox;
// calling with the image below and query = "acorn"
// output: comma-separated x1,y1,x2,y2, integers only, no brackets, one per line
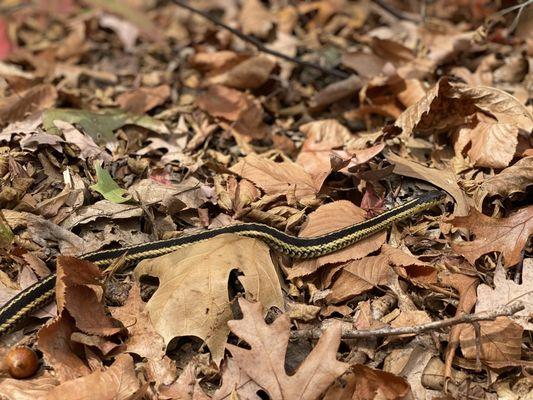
4,346,39,378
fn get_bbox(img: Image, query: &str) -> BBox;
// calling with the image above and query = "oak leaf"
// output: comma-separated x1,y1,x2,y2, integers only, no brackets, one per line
227,298,348,400
134,234,283,364
450,206,533,268
288,200,386,279
231,153,321,201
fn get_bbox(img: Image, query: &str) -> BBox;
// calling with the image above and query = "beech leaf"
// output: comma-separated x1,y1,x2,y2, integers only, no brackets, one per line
133,234,283,364
227,298,348,400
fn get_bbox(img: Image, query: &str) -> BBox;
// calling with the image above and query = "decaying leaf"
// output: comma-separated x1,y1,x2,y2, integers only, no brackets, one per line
227,298,348,400
450,206,533,268
473,156,533,209
134,234,283,363
289,201,386,279
231,153,321,201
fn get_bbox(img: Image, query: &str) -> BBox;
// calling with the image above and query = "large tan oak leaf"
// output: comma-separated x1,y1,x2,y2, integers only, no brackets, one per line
450,206,533,268
227,299,348,400
134,234,283,364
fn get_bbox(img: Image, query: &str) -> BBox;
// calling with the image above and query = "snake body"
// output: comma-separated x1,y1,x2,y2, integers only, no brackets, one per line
0,191,445,336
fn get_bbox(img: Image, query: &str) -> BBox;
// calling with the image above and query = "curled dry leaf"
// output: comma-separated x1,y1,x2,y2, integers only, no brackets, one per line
450,206,533,268
54,120,112,162
227,298,348,400
110,283,177,387
55,256,123,336
386,151,469,216
158,360,210,400
196,85,267,140
231,153,320,201
392,78,532,168
41,354,141,400
134,234,283,364
475,260,533,330
324,364,411,400
459,317,523,363
473,156,533,209
289,201,386,279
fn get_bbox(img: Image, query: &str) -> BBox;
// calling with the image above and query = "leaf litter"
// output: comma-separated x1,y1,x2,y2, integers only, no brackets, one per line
0,1,532,399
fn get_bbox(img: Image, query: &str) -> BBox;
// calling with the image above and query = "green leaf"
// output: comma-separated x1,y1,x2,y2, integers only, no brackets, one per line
43,108,169,143
0,213,14,250
90,163,132,204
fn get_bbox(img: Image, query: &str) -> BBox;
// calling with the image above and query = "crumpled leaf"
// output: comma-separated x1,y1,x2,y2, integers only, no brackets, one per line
475,260,533,330
0,375,59,400
386,151,469,216
227,298,348,400
473,156,533,209
392,78,532,168
41,354,141,400
459,317,523,363
43,108,169,143
134,234,283,364
231,153,321,201
90,163,132,204
450,206,533,268
289,201,387,279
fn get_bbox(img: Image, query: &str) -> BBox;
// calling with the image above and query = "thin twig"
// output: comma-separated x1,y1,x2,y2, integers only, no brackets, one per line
290,302,524,340
370,0,422,22
171,0,350,79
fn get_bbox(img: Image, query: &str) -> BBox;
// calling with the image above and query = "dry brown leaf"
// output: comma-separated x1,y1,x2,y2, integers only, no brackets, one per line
41,354,141,400
289,201,386,279
204,54,276,90
196,85,267,140
450,206,533,268
157,360,211,400
37,315,92,382
459,317,523,363
239,0,274,38
110,283,177,387
473,156,533,209
392,78,532,169
134,234,283,364
213,358,262,400
324,364,411,400
381,244,437,285
55,120,111,161
227,298,348,400
296,119,352,186
0,374,59,400
327,255,393,303
56,256,123,336
231,153,320,201
0,84,57,124
309,75,363,111
116,84,171,114
386,151,469,216
341,51,386,79
475,260,533,330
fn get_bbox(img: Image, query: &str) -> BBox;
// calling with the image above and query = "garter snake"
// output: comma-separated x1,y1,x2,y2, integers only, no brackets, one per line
0,190,445,336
